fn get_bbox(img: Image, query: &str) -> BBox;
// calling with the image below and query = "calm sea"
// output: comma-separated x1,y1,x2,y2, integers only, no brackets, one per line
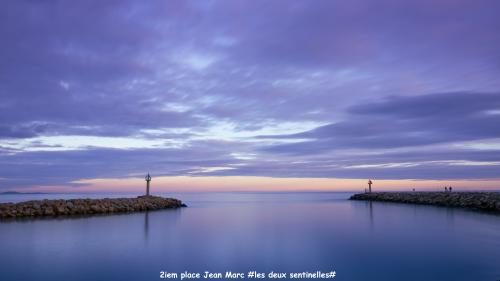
0,192,499,281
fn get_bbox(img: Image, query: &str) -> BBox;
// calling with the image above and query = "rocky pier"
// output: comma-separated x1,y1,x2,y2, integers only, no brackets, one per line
0,195,186,219
350,192,500,213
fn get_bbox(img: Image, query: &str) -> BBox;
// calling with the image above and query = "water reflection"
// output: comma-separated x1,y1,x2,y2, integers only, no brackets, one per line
446,207,455,229
368,200,374,231
144,211,149,242
0,193,499,281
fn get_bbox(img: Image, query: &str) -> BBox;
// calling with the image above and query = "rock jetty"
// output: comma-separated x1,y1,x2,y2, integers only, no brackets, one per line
0,195,186,219
350,192,500,213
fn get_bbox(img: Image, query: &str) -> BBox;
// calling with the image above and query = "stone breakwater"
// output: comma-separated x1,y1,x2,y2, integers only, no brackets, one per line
0,195,186,219
350,192,500,213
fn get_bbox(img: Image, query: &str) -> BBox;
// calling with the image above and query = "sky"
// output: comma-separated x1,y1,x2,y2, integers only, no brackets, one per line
1,0,500,193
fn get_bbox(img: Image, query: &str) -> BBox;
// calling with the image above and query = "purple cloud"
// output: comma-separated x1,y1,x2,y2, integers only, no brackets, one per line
1,1,500,189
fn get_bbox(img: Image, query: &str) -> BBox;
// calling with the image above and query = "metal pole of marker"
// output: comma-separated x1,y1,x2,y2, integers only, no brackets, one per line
145,173,152,196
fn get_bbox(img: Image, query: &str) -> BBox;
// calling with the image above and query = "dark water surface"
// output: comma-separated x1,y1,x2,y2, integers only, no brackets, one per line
1,192,499,281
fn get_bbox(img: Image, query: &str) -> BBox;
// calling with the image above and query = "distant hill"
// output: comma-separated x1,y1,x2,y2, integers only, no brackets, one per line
0,191,49,195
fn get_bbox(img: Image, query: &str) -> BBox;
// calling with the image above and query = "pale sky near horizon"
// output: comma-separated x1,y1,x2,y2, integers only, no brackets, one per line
1,1,500,192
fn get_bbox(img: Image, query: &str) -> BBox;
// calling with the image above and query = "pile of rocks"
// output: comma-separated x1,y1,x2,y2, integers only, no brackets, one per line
350,192,500,213
0,195,186,218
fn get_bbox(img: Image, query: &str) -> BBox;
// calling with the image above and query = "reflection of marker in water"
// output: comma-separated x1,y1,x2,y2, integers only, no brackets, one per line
144,211,149,240
369,201,374,230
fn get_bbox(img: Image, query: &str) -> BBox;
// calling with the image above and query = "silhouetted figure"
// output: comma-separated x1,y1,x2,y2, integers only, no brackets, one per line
412,188,415,192
368,179,373,193
445,186,448,192
145,173,152,196
449,186,452,192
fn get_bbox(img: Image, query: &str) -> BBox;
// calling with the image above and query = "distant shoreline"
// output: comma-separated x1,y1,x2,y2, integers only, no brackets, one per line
350,191,500,213
0,195,186,219
0,191,50,195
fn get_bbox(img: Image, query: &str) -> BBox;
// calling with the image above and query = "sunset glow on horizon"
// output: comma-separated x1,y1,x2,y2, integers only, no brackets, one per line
14,176,500,194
